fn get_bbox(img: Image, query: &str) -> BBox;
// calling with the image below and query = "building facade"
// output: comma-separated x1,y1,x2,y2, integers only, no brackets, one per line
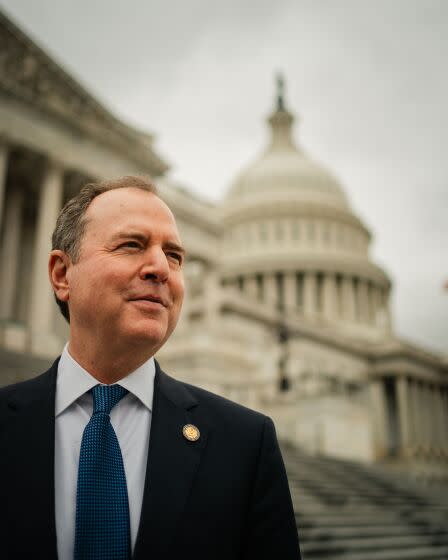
1,10,447,482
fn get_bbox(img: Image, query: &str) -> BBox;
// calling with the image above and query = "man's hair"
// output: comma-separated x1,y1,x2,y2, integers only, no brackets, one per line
52,175,158,323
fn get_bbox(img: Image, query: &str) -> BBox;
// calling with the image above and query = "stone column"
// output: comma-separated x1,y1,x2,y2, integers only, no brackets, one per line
322,273,337,320
434,385,446,452
428,384,438,452
367,283,376,324
413,380,427,452
0,139,8,231
441,387,448,454
341,276,356,321
284,271,296,311
396,376,412,456
408,379,420,452
29,160,64,351
375,287,391,332
303,271,316,316
264,272,277,308
204,266,221,327
372,286,381,326
245,275,258,300
358,280,370,323
370,378,389,459
421,383,433,453
430,385,439,451
0,187,24,320
418,382,428,452
384,288,393,332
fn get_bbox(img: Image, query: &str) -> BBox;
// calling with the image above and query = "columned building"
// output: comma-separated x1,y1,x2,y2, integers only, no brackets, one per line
1,10,447,482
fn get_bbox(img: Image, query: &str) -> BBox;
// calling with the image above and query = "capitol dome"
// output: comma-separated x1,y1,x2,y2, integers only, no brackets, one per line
226,82,349,212
220,77,391,335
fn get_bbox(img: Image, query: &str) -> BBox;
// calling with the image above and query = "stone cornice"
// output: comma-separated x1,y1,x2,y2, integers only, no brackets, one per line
0,9,169,176
369,339,448,376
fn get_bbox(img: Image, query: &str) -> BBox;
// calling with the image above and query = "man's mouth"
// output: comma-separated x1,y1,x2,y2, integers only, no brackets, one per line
130,295,167,307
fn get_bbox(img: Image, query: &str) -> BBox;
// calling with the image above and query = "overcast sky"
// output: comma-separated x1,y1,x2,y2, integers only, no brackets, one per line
1,0,447,354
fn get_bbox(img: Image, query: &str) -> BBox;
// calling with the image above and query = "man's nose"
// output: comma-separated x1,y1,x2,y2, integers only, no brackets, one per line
140,247,169,283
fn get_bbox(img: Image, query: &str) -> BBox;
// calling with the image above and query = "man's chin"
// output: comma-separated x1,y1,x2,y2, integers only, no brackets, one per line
124,321,168,349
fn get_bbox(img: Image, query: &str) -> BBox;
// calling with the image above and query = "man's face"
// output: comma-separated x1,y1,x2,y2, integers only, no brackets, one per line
66,188,185,352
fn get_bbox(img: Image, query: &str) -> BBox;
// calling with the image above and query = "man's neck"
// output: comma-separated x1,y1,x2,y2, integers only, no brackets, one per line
67,337,155,384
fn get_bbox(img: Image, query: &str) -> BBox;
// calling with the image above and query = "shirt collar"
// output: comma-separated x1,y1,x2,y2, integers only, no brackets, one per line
55,344,155,417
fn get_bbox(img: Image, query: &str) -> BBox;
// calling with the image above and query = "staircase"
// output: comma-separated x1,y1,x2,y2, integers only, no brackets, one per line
281,445,448,560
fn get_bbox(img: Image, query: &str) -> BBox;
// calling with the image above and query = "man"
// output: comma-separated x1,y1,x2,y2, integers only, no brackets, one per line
0,176,301,559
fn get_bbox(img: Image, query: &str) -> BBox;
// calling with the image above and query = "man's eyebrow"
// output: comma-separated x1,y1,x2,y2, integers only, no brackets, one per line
110,231,148,243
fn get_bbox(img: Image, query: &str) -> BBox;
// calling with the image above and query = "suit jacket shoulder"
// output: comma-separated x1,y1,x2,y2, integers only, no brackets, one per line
0,359,59,560
0,358,58,399
0,359,58,426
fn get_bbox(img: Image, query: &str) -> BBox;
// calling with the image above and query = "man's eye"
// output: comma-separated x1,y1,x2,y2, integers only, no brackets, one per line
120,241,141,249
167,252,183,265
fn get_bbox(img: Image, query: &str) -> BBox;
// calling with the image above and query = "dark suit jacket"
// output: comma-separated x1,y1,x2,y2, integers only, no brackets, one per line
0,358,301,559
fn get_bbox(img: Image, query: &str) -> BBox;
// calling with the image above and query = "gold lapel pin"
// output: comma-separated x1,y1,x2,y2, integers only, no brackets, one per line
182,424,200,442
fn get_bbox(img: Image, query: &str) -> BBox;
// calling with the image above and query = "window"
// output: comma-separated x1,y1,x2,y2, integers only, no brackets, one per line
323,222,330,244
275,221,284,240
260,222,268,242
308,220,315,241
291,220,300,240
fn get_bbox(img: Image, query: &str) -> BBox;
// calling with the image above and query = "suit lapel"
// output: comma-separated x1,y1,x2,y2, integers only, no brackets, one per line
133,362,208,559
4,360,58,559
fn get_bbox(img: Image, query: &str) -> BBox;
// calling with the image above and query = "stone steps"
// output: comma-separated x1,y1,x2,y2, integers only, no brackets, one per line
299,524,447,538
312,545,448,560
301,532,448,550
280,444,448,560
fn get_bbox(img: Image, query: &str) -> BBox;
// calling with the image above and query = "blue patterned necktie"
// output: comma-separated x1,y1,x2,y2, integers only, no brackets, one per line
74,384,131,560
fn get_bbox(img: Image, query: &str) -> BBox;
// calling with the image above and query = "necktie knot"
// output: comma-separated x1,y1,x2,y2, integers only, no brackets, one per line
92,384,128,415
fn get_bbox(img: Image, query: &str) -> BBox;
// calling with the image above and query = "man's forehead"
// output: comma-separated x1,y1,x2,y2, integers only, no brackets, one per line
86,188,177,226
88,187,164,213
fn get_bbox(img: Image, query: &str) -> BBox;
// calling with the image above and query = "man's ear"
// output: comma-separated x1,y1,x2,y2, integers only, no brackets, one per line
48,250,71,303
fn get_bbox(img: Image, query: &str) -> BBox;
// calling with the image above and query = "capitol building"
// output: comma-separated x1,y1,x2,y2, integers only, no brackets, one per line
1,9,447,485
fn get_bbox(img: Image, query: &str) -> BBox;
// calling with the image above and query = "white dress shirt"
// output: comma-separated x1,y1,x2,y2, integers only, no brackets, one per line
54,344,155,560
